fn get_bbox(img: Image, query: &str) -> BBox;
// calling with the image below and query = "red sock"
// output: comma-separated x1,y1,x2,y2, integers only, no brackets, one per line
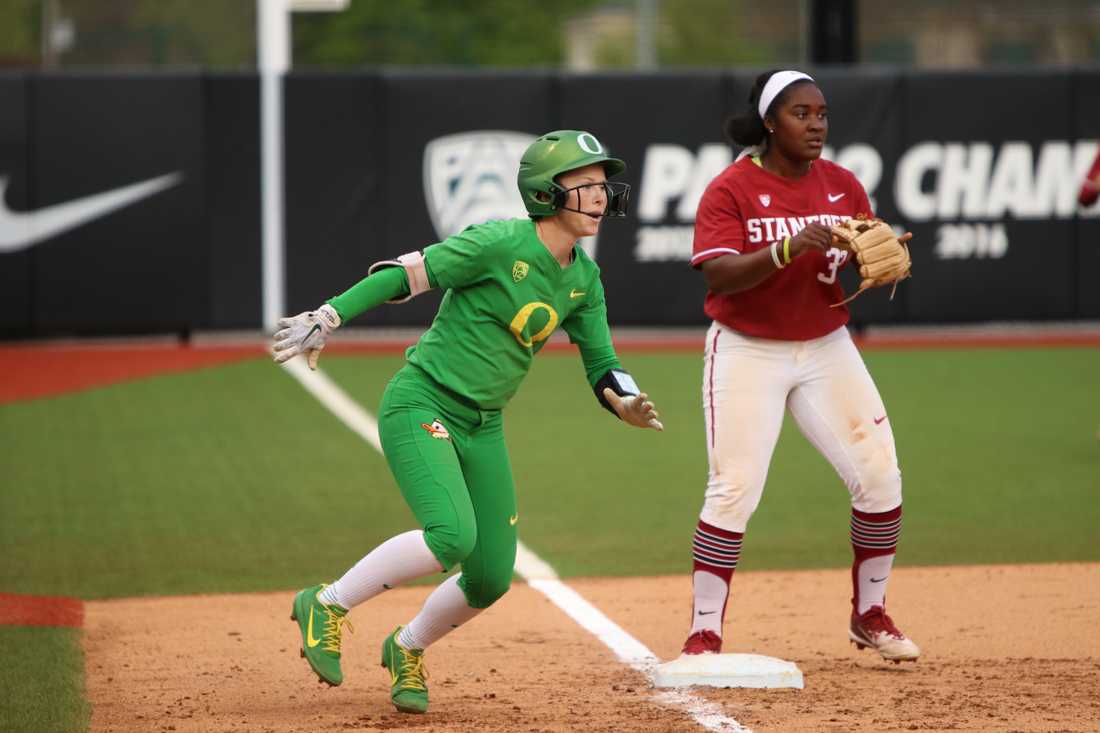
850,505,901,615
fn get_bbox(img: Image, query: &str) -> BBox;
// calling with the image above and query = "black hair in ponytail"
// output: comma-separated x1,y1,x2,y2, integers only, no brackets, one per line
723,69,815,147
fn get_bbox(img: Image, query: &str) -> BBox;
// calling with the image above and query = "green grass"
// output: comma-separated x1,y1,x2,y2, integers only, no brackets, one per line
0,358,415,600
0,626,88,733
1,348,1098,602
322,347,1100,575
1,345,1097,733
865,348,1100,567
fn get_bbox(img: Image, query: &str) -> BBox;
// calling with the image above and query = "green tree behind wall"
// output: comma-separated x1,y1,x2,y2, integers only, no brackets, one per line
292,0,599,67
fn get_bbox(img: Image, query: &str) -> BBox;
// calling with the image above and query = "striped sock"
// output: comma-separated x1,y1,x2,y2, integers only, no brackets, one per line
850,505,901,615
690,520,743,635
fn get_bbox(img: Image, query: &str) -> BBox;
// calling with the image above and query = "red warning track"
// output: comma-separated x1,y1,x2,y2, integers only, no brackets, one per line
327,332,1100,352
0,344,264,405
324,330,1100,354
0,593,84,628
2,330,1097,405
854,333,1100,350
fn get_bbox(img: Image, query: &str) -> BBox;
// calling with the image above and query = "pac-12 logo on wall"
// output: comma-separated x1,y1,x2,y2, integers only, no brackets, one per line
423,131,535,240
422,130,601,258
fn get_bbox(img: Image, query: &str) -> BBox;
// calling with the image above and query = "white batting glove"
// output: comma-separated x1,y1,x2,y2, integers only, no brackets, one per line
272,304,341,370
602,388,664,431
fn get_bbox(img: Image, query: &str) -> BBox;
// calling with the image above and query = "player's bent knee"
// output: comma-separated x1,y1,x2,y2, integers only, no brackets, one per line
700,474,761,532
460,575,512,609
423,526,478,571
851,467,902,514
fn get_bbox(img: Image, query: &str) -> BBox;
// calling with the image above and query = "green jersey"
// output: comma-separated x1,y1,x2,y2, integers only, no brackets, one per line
408,218,621,409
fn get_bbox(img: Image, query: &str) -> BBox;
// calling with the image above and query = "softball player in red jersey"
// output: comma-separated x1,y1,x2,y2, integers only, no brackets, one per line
681,70,920,663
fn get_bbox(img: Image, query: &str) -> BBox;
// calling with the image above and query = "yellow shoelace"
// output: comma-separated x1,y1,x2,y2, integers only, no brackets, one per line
322,609,353,654
397,647,428,691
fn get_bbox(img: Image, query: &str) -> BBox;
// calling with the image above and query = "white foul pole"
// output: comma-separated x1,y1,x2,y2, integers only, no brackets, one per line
258,0,289,332
257,0,348,331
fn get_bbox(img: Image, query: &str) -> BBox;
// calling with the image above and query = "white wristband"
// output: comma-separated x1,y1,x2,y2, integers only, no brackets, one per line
770,241,786,269
317,303,341,329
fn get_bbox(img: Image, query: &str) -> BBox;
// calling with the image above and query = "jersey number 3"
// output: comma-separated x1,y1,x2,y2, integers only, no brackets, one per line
817,249,846,285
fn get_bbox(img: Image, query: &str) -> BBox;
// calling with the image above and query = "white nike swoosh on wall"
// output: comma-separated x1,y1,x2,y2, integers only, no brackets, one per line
0,172,183,254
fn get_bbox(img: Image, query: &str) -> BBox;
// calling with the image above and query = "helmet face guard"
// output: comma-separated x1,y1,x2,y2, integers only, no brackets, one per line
551,181,632,218
517,130,628,218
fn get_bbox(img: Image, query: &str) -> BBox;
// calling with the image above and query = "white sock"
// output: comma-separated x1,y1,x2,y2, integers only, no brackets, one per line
318,530,443,610
690,570,730,635
398,574,483,650
856,554,895,614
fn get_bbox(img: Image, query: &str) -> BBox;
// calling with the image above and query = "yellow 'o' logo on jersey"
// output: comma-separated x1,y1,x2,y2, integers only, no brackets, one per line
509,302,559,348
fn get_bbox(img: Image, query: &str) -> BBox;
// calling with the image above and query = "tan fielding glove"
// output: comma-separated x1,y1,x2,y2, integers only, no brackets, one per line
829,217,912,307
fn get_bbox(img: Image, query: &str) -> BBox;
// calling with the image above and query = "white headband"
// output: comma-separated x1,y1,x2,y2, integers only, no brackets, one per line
757,70,814,120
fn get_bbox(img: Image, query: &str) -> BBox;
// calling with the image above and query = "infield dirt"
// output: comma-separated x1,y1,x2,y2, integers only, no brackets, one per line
84,562,1100,733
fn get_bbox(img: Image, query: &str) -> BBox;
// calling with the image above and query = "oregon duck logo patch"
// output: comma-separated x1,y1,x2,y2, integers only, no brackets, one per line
420,419,451,440
512,260,529,282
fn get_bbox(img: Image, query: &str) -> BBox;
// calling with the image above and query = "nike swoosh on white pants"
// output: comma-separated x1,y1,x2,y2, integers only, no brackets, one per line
0,172,182,254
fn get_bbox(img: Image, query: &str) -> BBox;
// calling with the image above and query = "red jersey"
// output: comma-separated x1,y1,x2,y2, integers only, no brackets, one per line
692,155,874,341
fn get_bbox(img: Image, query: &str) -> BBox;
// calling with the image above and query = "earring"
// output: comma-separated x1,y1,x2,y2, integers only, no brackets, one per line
768,129,774,134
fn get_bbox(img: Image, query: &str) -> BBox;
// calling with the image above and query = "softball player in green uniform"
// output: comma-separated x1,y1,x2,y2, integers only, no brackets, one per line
273,130,662,714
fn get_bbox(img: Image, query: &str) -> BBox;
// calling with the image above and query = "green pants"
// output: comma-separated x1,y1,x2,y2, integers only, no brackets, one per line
378,365,517,609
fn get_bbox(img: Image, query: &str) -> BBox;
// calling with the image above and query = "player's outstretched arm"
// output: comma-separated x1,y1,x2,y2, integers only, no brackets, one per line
271,263,416,370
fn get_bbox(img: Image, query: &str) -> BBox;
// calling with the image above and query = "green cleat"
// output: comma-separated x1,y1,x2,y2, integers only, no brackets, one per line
380,626,429,714
290,584,351,686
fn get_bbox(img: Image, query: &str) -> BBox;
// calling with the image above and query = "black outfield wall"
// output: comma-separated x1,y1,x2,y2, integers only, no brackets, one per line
1,68,1097,336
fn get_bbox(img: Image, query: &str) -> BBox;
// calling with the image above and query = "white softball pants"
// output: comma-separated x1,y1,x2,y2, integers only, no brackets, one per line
700,322,902,533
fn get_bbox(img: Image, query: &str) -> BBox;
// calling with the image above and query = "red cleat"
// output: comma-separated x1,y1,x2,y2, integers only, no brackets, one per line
849,606,920,663
681,629,722,655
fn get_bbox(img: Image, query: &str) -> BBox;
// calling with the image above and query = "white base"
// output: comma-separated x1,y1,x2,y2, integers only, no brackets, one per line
652,653,804,689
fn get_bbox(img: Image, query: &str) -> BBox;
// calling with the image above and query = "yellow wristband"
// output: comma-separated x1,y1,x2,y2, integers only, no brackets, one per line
782,236,791,264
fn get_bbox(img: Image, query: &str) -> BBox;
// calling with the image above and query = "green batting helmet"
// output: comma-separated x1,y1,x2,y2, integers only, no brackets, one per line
517,130,627,218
